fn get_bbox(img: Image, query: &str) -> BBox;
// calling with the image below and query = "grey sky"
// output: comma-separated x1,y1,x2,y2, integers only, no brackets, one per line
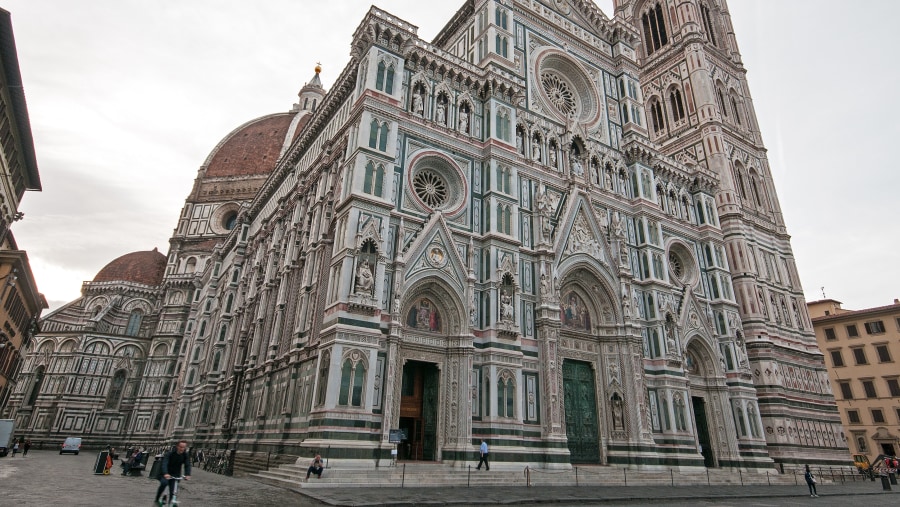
3,0,897,312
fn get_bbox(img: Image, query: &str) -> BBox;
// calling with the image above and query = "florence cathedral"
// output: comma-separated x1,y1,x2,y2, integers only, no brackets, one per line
4,0,851,469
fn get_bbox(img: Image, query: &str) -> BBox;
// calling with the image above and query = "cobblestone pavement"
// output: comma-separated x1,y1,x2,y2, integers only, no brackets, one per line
2,451,898,506
0,450,319,506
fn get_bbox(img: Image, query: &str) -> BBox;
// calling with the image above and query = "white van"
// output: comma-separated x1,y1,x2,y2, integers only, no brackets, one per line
60,437,82,455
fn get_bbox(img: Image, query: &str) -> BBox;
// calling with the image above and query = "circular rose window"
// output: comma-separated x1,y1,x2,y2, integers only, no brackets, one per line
667,243,699,286
541,72,576,117
534,50,601,125
413,169,448,208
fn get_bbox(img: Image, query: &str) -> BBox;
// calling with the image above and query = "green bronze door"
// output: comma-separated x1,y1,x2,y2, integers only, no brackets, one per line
563,359,600,463
422,363,439,461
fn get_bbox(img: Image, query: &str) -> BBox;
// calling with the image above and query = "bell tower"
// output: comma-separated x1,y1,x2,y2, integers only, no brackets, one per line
615,0,850,466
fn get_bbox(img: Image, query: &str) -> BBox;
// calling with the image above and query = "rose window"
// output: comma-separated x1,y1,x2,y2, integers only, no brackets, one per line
413,169,448,208
668,251,683,280
541,72,576,117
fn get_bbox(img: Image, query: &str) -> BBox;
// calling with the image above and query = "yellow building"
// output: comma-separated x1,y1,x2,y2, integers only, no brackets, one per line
809,299,900,461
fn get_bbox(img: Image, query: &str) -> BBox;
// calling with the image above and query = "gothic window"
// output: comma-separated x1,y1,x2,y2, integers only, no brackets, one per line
225,293,234,314
641,3,669,55
363,161,385,197
379,122,389,151
540,72,576,117
375,60,395,94
495,7,508,30
749,175,763,207
497,372,515,418
105,370,127,409
700,3,718,47
338,353,366,407
368,119,379,148
748,404,762,438
649,98,665,134
26,365,45,406
412,169,447,208
495,34,508,58
316,353,330,406
734,404,747,437
496,108,511,141
660,395,671,430
524,372,539,423
669,88,685,123
734,166,747,200
125,310,143,337
730,95,742,125
211,350,221,371
185,257,197,273
717,87,728,118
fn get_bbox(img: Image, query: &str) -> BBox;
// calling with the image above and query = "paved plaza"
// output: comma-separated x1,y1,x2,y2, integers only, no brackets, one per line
1,450,899,506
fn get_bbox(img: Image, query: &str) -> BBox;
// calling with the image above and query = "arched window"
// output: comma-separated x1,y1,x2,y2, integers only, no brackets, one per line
717,88,728,118
750,176,763,207
730,95,742,125
225,293,234,313
105,370,127,409
748,403,762,438
649,98,665,134
26,365,45,406
316,354,330,406
375,61,395,94
379,122,389,151
669,88,685,123
187,368,195,386
218,324,228,342
125,310,142,337
185,257,197,273
363,161,385,197
497,373,515,418
734,405,747,437
700,3,718,47
338,355,367,407
211,350,221,371
734,167,747,200
641,3,669,55
368,119,379,148
495,7,508,29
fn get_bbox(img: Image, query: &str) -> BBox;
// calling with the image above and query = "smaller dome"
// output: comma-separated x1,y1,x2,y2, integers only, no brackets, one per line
93,248,167,286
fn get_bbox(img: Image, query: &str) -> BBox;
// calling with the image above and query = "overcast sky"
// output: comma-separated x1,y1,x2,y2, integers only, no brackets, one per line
3,0,898,312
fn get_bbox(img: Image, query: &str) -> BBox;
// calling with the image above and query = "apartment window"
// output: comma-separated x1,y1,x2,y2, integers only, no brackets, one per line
824,327,836,341
865,320,886,335
855,433,868,452
862,380,877,398
872,408,885,424
852,347,868,365
847,409,861,424
886,378,900,397
829,350,844,367
896,408,900,423
846,324,859,337
839,381,853,400
876,344,892,363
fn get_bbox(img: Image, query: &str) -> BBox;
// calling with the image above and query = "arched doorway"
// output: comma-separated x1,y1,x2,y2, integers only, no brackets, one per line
399,360,439,461
685,339,719,468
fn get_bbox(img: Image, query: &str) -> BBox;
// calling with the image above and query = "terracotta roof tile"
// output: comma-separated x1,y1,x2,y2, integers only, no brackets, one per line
205,114,293,178
93,248,167,286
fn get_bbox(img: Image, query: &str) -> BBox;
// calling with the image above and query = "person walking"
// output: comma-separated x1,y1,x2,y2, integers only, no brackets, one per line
154,441,192,505
476,439,490,471
11,439,18,457
306,454,324,480
22,439,31,457
804,464,818,497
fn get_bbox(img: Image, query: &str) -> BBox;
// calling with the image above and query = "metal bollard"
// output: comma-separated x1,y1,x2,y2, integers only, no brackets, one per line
881,474,891,491
575,466,579,487
739,468,743,486
402,463,406,488
766,470,770,486
467,465,471,488
671,468,674,486
624,468,627,485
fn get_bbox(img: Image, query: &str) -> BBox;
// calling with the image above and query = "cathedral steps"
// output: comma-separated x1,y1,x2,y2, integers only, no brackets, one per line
251,462,798,489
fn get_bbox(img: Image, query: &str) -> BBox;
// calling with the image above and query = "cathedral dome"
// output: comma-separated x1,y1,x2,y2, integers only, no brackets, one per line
202,113,296,178
93,248,167,286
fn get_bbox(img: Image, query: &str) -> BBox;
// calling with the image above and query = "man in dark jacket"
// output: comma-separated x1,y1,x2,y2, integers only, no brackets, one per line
155,440,192,505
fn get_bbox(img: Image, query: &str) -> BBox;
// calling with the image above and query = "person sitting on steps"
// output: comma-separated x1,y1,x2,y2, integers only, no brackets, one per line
306,454,324,480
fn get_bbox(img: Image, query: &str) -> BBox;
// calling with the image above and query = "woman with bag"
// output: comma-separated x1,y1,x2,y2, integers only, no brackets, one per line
804,464,818,497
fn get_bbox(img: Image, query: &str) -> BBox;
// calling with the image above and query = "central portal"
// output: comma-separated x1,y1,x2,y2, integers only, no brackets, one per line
399,360,439,461
562,359,600,463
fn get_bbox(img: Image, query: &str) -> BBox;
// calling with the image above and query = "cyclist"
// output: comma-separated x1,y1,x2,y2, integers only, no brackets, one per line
155,440,192,505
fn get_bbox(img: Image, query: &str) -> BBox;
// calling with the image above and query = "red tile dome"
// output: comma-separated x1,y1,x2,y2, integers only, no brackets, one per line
93,248,167,286
203,113,295,178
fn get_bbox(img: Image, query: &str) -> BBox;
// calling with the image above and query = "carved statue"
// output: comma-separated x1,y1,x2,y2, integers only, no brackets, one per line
500,290,514,322
571,158,584,178
393,294,401,314
435,100,446,125
459,109,469,133
516,129,524,154
539,272,551,299
532,141,541,162
412,89,424,116
612,211,626,240
549,148,557,167
612,397,625,430
622,291,632,319
355,260,375,296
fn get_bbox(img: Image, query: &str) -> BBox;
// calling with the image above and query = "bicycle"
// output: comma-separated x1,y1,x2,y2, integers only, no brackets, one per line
159,476,186,506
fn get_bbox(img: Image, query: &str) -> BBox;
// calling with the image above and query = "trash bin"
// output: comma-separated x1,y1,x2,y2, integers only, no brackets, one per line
890,472,898,485
148,455,163,479
880,474,891,491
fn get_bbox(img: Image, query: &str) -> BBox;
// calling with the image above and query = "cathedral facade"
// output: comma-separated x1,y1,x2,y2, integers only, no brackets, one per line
6,0,849,468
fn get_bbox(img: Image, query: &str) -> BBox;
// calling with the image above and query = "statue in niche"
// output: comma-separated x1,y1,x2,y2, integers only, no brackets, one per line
604,169,613,190
549,147,557,167
459,108,470,133
757,288,768,318
622,289,632,319
500,290,514,322
532,140,541,162
435,98,446,125
612,395,625,430
571,158,584,178
516,129,524,154
355,260,375,296
612,211,625,240
412,88,424,116
539,272,551,299
393,293,401,314
406,298,442,332
664,316,677,353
